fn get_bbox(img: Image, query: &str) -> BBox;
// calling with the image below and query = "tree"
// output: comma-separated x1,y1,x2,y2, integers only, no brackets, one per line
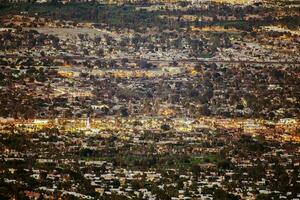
213,188,240,200
217,160,232,170
200,105,211,116
120,107,129,117
161,124,171,131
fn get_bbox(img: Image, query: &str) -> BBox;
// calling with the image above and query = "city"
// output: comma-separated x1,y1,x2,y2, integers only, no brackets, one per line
0,0,299,199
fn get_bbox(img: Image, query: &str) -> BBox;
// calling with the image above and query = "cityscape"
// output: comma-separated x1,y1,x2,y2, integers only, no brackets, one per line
0,0,299,199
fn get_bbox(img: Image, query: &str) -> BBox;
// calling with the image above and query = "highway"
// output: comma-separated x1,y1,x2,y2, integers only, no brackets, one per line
1,54,300,65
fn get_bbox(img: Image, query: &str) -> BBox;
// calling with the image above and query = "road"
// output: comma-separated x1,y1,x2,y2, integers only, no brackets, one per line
1,54,300,65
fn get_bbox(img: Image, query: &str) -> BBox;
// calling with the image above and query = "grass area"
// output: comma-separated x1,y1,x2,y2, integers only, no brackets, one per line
190,154,220,165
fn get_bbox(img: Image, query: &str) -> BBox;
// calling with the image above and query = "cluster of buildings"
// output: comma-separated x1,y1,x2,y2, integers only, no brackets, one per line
0,0,299,199
1,121,299,199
